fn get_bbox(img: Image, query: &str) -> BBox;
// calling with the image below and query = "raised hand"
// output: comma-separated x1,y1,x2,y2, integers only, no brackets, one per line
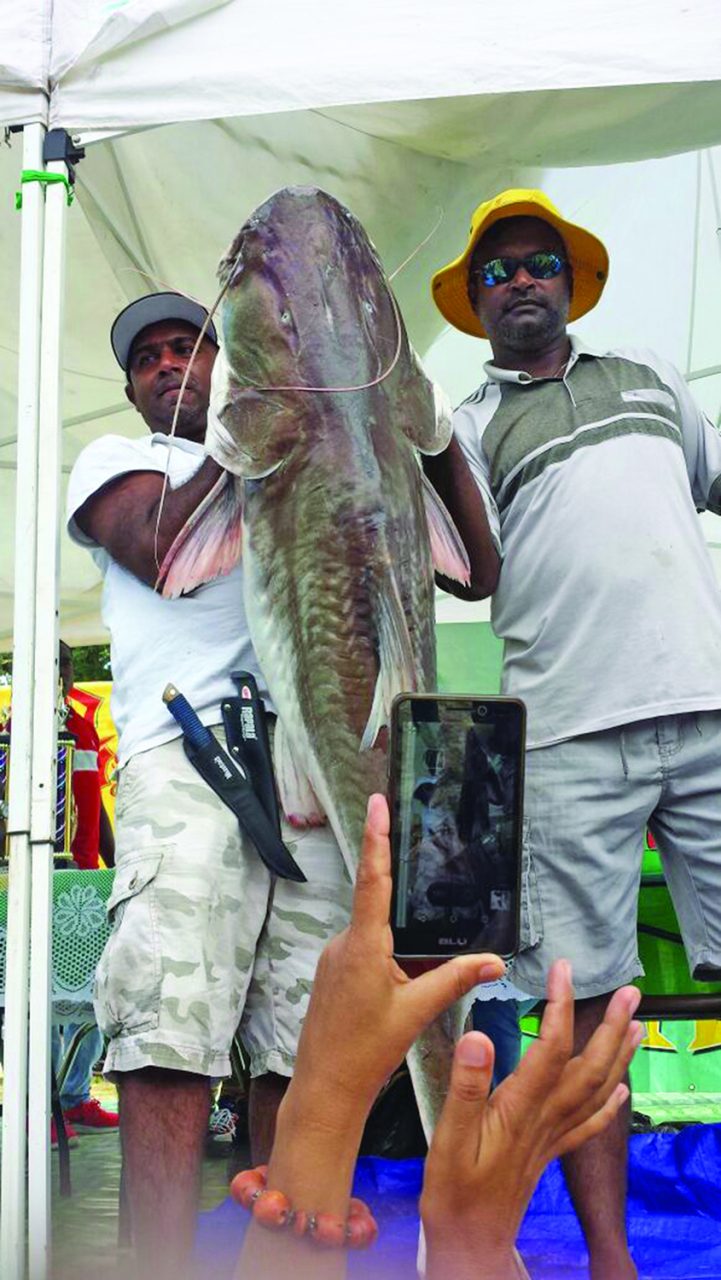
235,793,506,1280
288,792,505,1127
421,959,643,1279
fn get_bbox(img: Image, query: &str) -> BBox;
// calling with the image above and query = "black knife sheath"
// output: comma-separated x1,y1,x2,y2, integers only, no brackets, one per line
223,671,283,838
182,737,305,883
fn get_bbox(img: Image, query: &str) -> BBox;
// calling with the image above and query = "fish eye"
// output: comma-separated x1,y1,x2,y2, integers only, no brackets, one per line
363,299,374,314
280,309,292,325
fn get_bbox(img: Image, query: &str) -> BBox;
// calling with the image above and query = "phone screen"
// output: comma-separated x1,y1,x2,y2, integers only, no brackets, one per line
389,695,525,959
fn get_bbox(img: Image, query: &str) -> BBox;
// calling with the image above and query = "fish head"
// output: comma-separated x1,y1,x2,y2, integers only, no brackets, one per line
208,187,404,477
219,186,397,379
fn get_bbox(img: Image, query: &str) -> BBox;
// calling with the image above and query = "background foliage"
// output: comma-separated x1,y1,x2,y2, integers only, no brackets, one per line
0,644,111,685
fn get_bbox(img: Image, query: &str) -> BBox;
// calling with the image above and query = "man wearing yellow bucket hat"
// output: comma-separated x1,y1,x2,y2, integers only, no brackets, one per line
428,189,721,1280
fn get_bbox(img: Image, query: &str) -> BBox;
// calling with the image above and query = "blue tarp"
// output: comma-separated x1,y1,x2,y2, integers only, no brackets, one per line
194,1125,721,1279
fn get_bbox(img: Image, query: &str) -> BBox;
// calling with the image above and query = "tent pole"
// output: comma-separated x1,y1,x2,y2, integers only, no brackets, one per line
0,120,47,1280
27,151,71,1280
685,151,703,377
706,150,721,265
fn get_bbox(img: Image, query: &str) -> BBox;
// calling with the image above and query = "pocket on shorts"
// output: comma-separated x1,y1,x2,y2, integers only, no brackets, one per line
518,819,543,951
94,845,168,1039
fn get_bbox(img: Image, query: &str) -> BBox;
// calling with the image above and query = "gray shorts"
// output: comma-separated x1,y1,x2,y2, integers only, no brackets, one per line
94,731,352,1078
510,711,721,1000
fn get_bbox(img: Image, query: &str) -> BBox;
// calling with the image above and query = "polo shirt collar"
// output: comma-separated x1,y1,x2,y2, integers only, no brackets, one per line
483,333,603,384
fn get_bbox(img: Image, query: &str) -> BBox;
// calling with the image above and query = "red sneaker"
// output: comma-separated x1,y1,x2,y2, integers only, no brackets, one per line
63,1098,119,1130
50,1117,79,1149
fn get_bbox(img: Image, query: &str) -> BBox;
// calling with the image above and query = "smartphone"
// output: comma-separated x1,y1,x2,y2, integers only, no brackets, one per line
388,694,526,960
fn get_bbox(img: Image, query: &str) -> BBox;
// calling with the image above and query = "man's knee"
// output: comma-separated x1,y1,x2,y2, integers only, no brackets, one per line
119,1066,211,1098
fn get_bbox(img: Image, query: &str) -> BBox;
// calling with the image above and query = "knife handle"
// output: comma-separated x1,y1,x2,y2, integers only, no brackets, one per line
163,683,214,751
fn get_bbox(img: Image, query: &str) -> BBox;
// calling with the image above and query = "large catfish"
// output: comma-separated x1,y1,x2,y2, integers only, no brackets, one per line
159,186,470,1133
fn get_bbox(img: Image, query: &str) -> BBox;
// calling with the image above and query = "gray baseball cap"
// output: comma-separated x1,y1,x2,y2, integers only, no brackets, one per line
111,292,218,372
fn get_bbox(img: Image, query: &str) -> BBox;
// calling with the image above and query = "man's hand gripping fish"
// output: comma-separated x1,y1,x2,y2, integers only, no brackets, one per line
158,186,472,1134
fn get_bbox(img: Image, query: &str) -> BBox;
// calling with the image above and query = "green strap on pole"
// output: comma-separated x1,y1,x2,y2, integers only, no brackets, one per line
15,170,74,211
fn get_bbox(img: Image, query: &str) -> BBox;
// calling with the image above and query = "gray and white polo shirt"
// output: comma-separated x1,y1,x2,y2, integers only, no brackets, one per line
455,336,721,748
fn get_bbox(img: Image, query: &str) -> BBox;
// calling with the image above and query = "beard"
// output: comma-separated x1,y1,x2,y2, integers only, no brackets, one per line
497,297,568,353
153,386,206,436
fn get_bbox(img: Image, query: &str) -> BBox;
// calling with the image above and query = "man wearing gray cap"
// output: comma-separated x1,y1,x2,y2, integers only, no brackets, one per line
66,294,351,1279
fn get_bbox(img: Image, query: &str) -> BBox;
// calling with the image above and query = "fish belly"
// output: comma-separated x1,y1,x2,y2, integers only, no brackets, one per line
241,498,389,872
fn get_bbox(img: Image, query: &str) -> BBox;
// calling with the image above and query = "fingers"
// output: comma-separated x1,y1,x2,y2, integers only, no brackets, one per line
571,987,642,1099
536,985,643,1140
509,960,575,1105
350,794,392,934
553,1080,631,1159
600,984,642,1032
536,959,574,1058
565,1017,643,1128
430,1032,494,1164
406,952,506,1032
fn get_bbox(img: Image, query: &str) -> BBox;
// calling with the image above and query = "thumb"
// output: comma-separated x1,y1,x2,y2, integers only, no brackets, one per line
405,952,505,1031
430,1032,494,1164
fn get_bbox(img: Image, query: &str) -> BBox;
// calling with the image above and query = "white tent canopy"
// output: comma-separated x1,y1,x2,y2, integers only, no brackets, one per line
2,0,720,136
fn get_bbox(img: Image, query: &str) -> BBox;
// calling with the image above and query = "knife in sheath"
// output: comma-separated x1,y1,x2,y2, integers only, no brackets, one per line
162,683,305,883
221,671,282,837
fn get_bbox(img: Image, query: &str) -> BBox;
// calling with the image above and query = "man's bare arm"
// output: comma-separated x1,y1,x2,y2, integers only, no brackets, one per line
423,436,500,600
73,457,223,587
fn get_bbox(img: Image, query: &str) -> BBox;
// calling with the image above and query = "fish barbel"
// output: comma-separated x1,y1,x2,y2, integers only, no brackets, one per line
159,186,471,1133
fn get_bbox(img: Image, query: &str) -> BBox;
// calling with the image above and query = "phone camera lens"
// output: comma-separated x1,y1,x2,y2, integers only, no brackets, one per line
472,705,488,722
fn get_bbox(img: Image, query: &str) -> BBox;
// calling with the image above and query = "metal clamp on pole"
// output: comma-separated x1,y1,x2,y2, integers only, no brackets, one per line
14,132,85,211
43,129,85,179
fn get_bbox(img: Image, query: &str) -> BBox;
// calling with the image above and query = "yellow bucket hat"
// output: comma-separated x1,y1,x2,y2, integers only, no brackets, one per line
431,188,609,339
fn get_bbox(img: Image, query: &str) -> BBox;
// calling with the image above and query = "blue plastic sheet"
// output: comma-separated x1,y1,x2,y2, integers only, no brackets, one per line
194,1125,721,1279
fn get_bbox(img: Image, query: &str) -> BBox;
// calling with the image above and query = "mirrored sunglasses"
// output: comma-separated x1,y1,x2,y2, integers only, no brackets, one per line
475,251,567,288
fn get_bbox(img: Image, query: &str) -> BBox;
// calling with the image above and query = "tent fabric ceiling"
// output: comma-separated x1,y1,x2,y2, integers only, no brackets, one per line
45,0,721,137
0,2,47,126
3,1,721,137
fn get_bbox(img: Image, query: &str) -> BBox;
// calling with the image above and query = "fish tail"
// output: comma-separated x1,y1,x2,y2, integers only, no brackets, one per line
406,998,470,1140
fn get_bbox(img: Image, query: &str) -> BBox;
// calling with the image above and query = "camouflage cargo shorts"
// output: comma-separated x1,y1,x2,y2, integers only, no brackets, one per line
94,728,352,1079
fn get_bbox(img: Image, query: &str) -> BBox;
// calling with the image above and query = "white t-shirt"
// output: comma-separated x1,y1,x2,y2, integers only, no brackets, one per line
67,432,270,766
455,337,721,748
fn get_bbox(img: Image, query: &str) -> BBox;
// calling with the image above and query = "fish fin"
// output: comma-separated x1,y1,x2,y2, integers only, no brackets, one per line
421,471,471,586
360,579,416,751
208,348,293,478
156,472,243,598
397,351,454,455
273,718,327,828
